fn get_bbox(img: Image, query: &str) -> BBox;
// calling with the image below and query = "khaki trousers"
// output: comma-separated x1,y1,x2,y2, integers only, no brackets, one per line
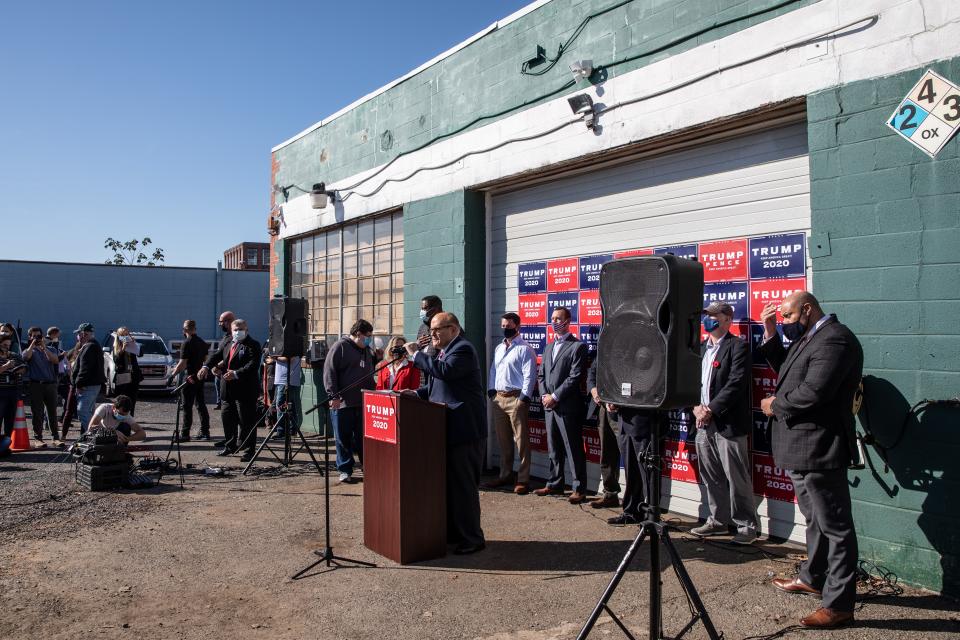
491,394,530,483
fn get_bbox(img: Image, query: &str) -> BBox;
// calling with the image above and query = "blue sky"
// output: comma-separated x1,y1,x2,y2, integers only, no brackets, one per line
0,0,532,267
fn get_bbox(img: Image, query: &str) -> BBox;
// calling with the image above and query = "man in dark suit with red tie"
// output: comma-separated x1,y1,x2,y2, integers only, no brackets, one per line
759,291,863,629
199,318,262,462
405,312,486,555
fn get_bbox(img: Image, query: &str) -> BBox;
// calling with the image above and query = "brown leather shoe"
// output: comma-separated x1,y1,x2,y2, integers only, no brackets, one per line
568,491,587,504
589,495,620,509
533,487,565,496
800,608,854,628
772,577,822,596
513,483,529,495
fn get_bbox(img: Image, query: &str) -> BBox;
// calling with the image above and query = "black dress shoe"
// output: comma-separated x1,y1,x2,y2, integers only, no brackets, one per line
239,451,255,462
453,541,486,555
179,433,191,442
196,431,211,441
607,513,640,526
216,448,236,457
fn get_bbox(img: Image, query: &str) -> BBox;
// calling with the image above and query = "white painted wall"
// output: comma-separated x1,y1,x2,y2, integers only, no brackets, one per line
277,0,960,239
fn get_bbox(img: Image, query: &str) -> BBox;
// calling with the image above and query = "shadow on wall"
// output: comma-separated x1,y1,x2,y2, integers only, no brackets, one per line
856,375,959,598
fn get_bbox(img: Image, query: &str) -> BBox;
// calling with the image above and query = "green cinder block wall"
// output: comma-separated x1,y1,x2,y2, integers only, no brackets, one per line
807,57,960,596
402,190,487,359
273,0,817,191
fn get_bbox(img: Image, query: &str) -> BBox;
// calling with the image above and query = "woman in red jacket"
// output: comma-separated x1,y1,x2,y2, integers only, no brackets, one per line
376,336,421,392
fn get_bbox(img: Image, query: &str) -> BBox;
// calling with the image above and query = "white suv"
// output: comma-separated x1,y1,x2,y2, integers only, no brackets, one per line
103,331,176,394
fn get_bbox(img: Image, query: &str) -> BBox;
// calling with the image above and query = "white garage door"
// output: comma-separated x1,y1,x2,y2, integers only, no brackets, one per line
487,123,810,541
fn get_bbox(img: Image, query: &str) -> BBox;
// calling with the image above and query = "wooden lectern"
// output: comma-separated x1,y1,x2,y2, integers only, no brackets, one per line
362,390,447,564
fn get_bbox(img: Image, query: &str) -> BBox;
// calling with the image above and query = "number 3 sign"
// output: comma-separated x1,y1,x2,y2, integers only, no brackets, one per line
887,69,960,158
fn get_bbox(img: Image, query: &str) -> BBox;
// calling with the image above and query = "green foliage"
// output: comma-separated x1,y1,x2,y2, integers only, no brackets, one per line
103,237,166,266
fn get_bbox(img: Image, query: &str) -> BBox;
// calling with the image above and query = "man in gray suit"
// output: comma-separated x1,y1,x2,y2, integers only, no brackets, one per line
534,307,589,504
759,291,863,629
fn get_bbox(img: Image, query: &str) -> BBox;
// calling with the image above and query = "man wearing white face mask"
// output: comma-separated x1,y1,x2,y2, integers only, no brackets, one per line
200,319,262,461
323,319,376,483
87,395,145,444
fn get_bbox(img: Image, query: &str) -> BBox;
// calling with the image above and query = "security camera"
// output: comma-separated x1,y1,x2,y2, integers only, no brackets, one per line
569,60,593,82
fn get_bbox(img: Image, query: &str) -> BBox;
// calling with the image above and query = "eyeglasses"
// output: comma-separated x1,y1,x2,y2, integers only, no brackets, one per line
429,325,454,335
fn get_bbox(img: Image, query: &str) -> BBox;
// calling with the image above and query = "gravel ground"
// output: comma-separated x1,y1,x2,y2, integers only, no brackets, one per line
1,396,957,640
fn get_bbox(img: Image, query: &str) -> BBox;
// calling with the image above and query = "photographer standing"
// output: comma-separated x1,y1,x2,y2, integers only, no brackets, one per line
0,332,25,440
22,326,62,445
112,327,143,414
71,323,105,435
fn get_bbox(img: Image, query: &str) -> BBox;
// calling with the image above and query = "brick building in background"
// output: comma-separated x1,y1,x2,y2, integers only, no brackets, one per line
224,241,270,271
268,0,960,594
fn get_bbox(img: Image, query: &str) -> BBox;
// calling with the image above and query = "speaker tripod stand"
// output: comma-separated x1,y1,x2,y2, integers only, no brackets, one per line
578,413,721,640
241,394,324,476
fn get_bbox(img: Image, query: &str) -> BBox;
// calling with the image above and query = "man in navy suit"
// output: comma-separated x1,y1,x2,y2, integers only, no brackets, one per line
535,307,589,504
405,312,486,555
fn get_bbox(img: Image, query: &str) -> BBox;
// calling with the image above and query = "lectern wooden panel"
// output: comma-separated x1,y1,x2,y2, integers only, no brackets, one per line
362,390,447,564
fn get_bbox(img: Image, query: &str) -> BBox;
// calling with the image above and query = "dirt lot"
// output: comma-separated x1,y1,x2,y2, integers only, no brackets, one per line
1,397,957,640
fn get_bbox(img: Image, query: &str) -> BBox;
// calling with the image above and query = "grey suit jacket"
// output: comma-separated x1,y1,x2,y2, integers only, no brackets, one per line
759,315,863,471
538,334,588,415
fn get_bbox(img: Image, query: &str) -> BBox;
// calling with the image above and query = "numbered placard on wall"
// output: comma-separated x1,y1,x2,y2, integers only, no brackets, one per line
887,69,960,158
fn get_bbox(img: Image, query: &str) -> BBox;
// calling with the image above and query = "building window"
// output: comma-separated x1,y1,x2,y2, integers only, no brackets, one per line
246,248,259,267
289,210,403,341
262,248,270,267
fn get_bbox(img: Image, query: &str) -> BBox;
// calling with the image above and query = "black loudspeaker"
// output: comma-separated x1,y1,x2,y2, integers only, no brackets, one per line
596,255,704,409
267,297,308,357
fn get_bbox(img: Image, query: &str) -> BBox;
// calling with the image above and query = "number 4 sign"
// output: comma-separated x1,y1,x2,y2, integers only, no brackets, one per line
887,69,960,158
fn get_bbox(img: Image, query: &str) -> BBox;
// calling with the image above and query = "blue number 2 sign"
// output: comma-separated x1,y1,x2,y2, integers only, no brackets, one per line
886,70,960,158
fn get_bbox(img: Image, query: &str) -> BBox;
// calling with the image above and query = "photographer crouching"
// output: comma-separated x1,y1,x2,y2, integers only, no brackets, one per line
87,394,145,444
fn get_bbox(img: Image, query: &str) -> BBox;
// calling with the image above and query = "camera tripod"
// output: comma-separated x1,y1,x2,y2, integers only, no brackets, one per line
578,412,722,640
241,391,324,476
157,378,189,488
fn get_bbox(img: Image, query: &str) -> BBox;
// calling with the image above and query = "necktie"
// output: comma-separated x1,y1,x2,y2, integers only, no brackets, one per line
438,350,445,360
227,343,239,370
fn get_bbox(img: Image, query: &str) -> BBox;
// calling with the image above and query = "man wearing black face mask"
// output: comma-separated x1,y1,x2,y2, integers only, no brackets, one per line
535,307,589,504
198,311,234,437
171,320,210,441
416,295,443,357
759,291,863,629
484,312,536,495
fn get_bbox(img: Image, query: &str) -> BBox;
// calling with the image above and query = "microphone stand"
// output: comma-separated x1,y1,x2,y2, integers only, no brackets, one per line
292,351,410,579
158,377,190,488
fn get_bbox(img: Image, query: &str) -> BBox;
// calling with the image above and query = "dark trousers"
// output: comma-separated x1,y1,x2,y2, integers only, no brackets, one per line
597,403,622,497
0,387,17,437
332,406,363,475
28,381,59,439
60,385,78,437
447,439,485,546
618,408,653,520
221,395,258,453
181,380,210,434
545,407,588,493
789,468,859,612
114,382,140,415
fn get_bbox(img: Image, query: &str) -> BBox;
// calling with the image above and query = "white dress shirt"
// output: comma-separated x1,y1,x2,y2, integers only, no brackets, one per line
488,336,537,399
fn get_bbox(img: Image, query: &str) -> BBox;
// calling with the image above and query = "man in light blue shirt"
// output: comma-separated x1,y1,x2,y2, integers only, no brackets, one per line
483,312,537,495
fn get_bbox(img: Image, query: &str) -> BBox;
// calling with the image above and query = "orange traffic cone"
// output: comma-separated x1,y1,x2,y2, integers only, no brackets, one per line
10,400,31,452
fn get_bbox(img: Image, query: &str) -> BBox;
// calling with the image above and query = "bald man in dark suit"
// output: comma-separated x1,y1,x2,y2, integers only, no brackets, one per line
759,291,863,629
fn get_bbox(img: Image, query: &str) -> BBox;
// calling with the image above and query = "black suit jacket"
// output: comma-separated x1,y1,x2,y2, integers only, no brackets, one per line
759,315,863,471
204,335,262,400
414,334,486,447
538,334,587,415
701,334,751,438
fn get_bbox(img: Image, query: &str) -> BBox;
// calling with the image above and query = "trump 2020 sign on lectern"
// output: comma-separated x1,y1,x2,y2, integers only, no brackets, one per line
362,390,447,564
